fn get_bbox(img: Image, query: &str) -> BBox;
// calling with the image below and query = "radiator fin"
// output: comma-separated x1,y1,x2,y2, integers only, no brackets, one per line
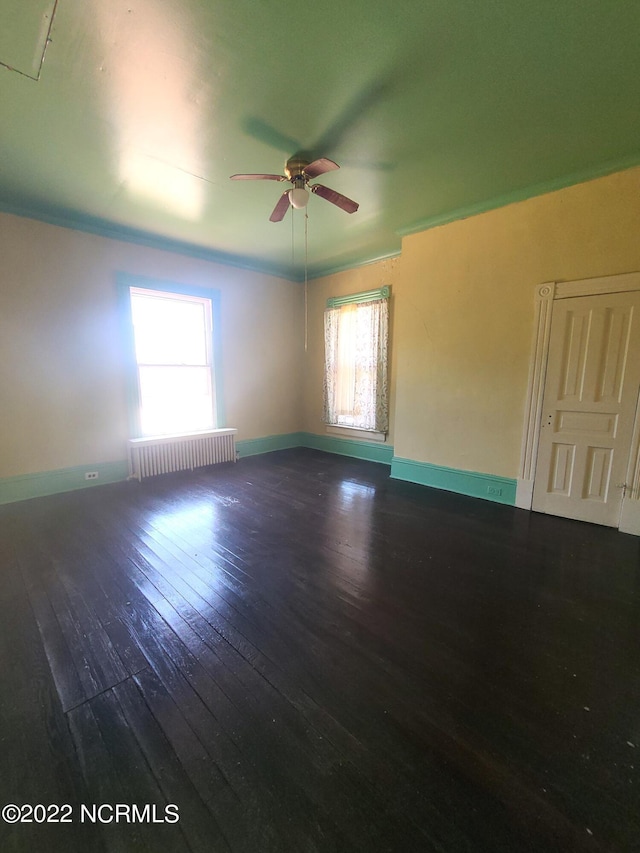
128,429,237,481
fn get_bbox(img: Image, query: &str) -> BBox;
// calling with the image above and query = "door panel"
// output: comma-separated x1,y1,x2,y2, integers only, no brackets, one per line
596,308,631,403
533,291,640,527
557,309,590,402
548,443,574,495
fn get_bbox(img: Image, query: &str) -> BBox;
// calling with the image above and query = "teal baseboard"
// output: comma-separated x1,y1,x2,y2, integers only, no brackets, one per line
0,447,514,508
0,460,130,506
390,456,516,506
236,433,307,458
300,432,394,465
0,434,391,505
236,431,394,465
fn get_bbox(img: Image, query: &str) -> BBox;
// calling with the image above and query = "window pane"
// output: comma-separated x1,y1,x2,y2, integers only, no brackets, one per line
335,305,357,415
323,298,389,433
131,293,208,365
138,366,214,435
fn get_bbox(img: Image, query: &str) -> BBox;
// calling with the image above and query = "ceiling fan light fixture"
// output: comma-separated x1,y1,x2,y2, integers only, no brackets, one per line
289,186,309,209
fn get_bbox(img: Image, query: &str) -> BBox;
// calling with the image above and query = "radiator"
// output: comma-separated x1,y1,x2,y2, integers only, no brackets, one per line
128,429,237,481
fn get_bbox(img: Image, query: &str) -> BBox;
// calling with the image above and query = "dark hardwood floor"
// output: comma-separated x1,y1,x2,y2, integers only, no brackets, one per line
1,448,639,852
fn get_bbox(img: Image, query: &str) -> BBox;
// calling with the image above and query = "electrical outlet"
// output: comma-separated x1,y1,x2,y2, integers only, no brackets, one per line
487,485,502,496
84,471,99,480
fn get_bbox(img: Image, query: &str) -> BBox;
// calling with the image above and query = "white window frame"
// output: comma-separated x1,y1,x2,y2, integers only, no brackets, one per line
117,274,225,439
323,285,390,436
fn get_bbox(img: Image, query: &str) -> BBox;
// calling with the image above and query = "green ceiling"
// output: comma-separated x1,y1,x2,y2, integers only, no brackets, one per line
1,0,640,280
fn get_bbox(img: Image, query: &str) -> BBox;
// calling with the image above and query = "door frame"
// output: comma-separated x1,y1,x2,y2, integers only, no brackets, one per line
517,271,640,531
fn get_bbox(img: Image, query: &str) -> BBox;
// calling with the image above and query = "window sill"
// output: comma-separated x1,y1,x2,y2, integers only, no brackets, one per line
325,425,388,443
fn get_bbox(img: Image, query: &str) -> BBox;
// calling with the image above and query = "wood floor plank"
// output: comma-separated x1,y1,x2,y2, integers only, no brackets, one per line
113,677,230,853
79,514,461,847
1,448,639,851
39,518,330,850
73,505,423,849
130,666,292,853
14,541,90,712
0,529,101,853
89,466,632,844
67,697,160,852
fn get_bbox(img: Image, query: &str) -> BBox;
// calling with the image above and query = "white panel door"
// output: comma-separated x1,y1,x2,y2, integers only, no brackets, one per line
533,291,640,527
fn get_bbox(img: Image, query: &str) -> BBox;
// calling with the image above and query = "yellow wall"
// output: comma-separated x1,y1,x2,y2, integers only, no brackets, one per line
302,166,640,481
0,213,303,478
394,166,640,477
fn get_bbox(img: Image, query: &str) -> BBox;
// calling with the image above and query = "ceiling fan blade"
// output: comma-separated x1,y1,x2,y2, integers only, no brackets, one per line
303,158,339,179
230,173,286,181
310,184,359,214
269,191,291,222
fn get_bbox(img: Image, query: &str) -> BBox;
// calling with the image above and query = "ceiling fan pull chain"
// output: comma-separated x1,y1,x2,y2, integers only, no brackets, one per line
304,209,309,353
291,200,295,268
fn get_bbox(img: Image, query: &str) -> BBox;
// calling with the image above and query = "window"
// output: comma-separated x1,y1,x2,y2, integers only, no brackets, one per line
323,287,390,433
120,277,221,438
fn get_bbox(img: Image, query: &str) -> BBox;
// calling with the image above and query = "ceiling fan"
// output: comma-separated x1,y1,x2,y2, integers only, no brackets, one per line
230,156,359,222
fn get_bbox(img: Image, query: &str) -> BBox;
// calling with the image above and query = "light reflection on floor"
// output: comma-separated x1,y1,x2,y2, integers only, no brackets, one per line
325,479,376,589
147,497,234,593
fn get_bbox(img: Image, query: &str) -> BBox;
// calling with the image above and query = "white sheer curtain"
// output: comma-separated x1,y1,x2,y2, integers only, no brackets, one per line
323,298,389,432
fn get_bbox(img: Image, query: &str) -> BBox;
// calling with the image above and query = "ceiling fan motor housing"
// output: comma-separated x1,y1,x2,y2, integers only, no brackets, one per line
284,157,309,181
